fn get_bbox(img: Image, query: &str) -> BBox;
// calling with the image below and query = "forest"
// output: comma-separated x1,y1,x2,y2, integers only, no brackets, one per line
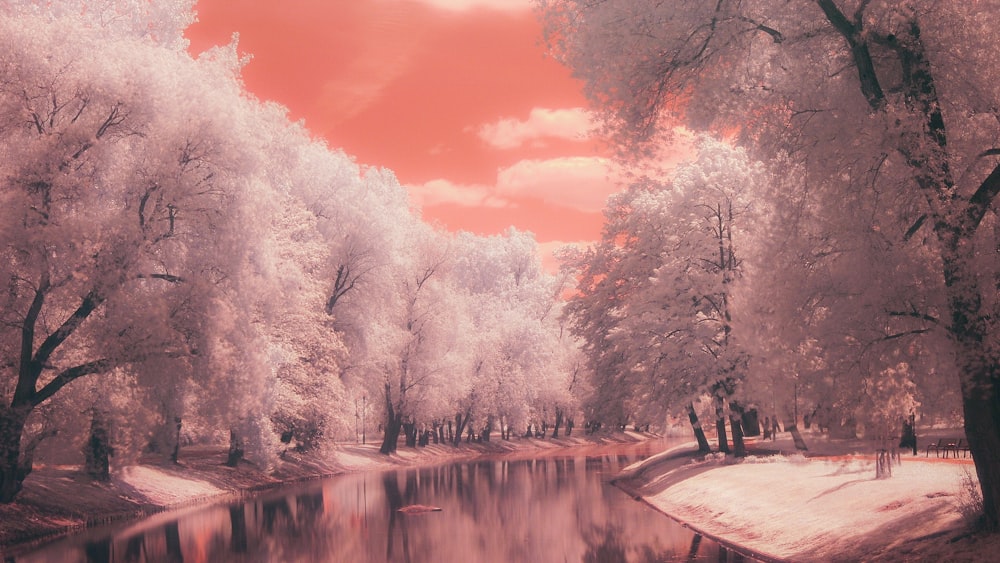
3,0,1000,538
539,0,1000,531
0,1,582,504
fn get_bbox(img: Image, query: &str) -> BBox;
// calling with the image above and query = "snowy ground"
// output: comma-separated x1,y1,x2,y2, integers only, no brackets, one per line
620,429,1000,562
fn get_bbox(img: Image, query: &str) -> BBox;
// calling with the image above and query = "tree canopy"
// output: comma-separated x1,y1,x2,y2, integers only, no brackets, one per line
0,1,586,502
540,0,1000,528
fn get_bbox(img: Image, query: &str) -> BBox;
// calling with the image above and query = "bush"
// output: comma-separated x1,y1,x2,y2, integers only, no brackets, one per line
956,468,985,528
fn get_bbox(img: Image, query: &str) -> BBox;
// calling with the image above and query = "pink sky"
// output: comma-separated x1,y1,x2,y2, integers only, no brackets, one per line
186,0,618,259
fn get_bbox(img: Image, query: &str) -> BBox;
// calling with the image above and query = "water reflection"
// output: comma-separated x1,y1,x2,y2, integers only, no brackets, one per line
14,447,751,562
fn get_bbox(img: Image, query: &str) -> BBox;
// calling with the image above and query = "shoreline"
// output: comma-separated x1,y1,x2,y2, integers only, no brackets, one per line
614,430,1000,562
611,444,788,563
632,493,788,563
0,431,658,557
9,428,997,561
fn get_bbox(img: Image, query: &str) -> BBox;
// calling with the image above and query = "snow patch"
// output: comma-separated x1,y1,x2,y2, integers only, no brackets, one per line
644,456,968,561
117,466,222,505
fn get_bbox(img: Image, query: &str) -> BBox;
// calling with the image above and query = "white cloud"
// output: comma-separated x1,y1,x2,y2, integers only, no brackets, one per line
412,0,530,12
408,178,509,208
478,107,596,149
495,156,618,213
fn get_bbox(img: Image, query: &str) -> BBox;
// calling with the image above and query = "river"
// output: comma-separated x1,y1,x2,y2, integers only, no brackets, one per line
13,439,753,562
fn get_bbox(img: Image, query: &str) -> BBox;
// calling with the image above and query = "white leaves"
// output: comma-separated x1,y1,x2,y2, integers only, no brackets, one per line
564,136,766,419
2,0,197,50
0,2,587,461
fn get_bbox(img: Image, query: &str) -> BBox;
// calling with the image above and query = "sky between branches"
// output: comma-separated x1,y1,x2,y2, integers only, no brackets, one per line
185,0,621,268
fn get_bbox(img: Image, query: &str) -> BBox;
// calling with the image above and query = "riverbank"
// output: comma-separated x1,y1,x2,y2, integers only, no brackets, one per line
0,431,653,557
616,428,1000,562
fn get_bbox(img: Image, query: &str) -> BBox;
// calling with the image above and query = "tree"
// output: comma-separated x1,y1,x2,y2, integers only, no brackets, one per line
2,0,197,51
556,242,631,431
561,137,761,453
371,224,457,454
0,10,270,500
450,229,579,443
541,0,1000,527
735,155,957,439
253,150,355,455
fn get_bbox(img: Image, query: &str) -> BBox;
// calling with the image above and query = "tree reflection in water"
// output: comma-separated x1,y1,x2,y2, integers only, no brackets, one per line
13,447,755,562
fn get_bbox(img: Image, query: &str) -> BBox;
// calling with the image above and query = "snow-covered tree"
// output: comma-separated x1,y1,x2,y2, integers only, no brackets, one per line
541,0,1000,526
562,138,762,453
363,223,456,453
450,229,580,442
2,0,197,51
0,7,273,500
735,153,956,439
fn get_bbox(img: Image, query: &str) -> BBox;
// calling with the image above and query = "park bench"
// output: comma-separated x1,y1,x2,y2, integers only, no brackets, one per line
955,439,971,458
925,438,960,458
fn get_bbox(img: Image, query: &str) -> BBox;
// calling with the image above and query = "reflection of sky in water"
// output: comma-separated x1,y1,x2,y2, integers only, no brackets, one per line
15,441,750,562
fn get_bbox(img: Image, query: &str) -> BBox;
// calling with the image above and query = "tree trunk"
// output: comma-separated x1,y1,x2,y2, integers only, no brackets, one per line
898,414,917,455
0,406,30,503
453,410,470,446
962,388,1000,529
729,402,746,458
716,417,730,454
936,235,1000,529
380,381,402,454
226,428,244,468
715,396,730,454
786,422,809,451
402,421,417,448
551,409,563,439
482,416,493,442
169,416,182,464
686,403,711,453
380,414,402,454
84,410,113,480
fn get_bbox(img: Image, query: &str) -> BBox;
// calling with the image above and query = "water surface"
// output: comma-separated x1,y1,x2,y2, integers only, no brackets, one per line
14,440,751,562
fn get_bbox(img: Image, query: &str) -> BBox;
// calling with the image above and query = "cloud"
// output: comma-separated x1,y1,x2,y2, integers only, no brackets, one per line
408,178,509,208
495,156,617,213
410,156,618,213
478,107,596,149
411,0,530,12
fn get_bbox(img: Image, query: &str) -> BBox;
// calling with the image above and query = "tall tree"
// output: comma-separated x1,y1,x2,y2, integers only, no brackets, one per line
451,229,579,442
0,10,269,500
561,137,760,452
374,224,456,454
736,155,956,437
541,0,1000,527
